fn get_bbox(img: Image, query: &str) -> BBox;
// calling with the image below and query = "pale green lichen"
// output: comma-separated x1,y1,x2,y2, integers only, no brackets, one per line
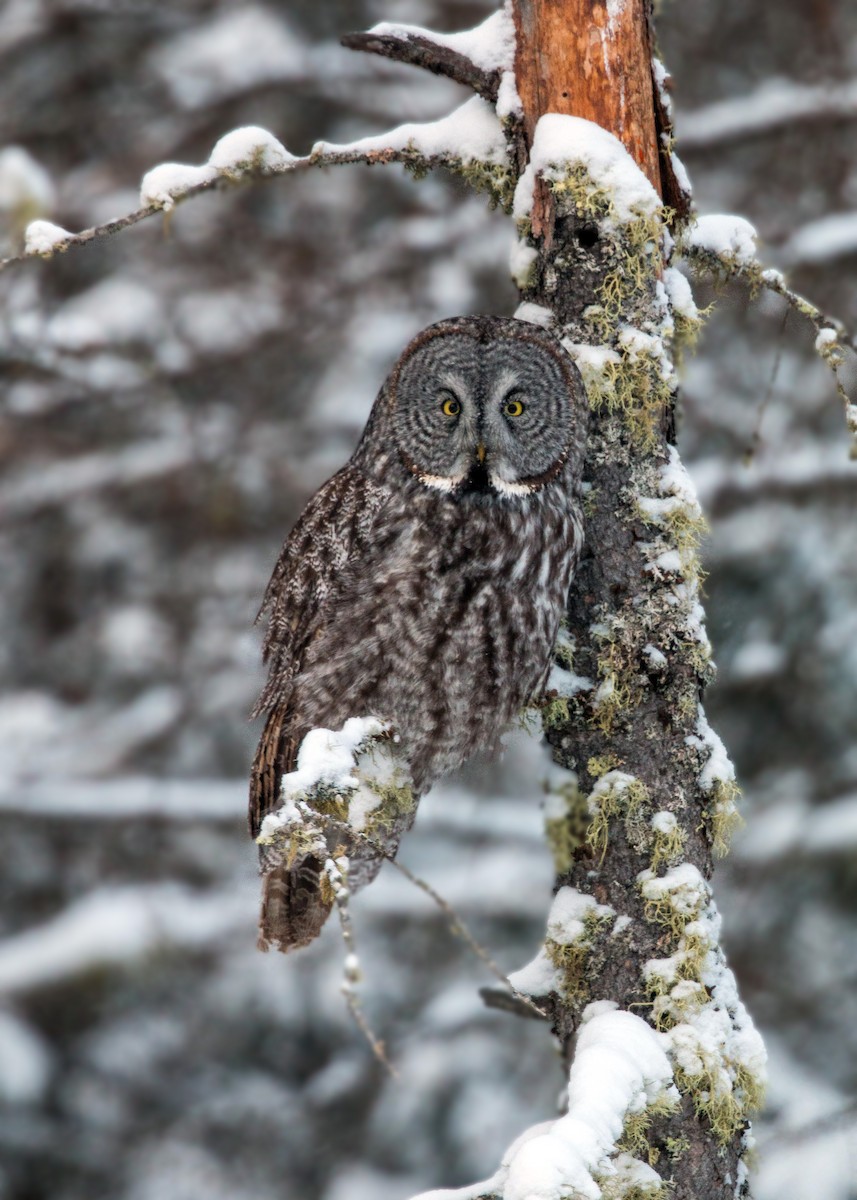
399,142,515,212
673,1060,765,1146
617,1092,680,1165
591,628,644,734
458,158,516,211
363,777,416,837
639,866,706,938
596,1152,672,1200
544,780,590,874
664,1135,690,1161
650,812,687,873
584,345,674,452
582,483,599,518
545,908,612,1000
541,166,673,453
641,866,766,1140
636,495,708,579
598,1175,670,1200
587,753,620,778
649,977,709,1030
671,304,707,361
706,779,744,857
586,770,651,861
542,694,572,730
549,162,615,220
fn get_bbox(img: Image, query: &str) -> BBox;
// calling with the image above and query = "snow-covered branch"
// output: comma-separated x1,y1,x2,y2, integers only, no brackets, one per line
1,10,520,277
0,117,506,275
410,1005,677,1200
255,716,411,920
257,717,546,1019
340,29,500,103
681,213,857,455
343,7,518,115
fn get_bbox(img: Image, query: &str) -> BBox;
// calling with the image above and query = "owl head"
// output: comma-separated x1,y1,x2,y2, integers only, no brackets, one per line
383,316,587,499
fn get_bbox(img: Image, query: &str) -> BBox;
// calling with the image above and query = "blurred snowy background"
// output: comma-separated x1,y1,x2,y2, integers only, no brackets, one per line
1,1,856,1198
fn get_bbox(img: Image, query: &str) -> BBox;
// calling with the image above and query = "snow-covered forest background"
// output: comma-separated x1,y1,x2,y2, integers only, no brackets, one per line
1,1,856,1198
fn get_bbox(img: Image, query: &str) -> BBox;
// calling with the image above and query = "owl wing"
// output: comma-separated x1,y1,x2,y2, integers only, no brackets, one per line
249,464,391,839
250,464,393,953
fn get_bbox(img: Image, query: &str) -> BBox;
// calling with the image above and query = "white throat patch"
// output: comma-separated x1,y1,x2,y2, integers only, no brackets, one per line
418,471,466,493
490,475,536,496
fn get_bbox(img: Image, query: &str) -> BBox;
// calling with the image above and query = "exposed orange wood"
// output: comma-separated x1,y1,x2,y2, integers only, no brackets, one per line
513,0,662,196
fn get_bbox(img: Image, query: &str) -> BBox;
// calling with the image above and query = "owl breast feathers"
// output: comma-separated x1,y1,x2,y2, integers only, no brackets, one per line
250,315,588,951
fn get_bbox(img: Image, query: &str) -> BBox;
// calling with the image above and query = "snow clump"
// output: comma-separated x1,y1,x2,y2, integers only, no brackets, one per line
685,213,758,269
140,126,296,210
258,716,389,841
501,1005,676,1200
513,114,662,227
24,220,72,256
208,126,296,178
313,95,508,169
369,5,521,118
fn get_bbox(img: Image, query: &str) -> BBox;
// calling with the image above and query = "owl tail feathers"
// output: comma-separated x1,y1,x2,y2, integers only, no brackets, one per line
257,855,333,953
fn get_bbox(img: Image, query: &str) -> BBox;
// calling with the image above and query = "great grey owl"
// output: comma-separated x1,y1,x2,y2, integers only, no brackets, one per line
250,315,588,952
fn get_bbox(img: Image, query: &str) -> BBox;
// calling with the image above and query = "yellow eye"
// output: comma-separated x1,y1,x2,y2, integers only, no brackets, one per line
441,395,461,417
504,397,525,417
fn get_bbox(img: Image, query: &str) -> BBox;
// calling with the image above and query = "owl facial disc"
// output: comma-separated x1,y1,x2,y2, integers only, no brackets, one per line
389,318,582,500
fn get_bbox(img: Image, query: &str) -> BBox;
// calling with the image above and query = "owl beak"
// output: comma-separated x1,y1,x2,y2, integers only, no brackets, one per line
476,443,487,464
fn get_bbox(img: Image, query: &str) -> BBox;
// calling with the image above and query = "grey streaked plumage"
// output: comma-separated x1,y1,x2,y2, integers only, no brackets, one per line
250,315,588,951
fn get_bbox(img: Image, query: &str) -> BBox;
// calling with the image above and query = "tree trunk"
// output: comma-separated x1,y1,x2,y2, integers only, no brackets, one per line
503,1,764,1197
513,0,661,188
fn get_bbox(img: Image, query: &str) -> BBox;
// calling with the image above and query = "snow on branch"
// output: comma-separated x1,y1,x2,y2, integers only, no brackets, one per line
257,715,410,1068
257,717,545,1021
0,8,523,277
410,1004,676,1200
513,113,663,231
312,96,509,182
256,716,399,847
680,213,857,456
343,5,520,117
2,125,301,272
1,97,513,276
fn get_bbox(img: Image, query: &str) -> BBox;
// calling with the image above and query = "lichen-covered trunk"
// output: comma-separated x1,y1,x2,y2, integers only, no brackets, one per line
508,1,763,1197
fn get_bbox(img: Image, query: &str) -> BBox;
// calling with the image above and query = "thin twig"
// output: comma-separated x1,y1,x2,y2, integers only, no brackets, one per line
0,145,456,277
320,816,549,1021
325,854,398,1078
341,30,500,102
744,306,788,465
760,268,857,357
478,985,549,1021
758,270,857,456
684,248,857,453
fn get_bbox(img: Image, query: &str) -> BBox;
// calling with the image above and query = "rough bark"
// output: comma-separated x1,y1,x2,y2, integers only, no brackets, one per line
513,0,661,189
508,2,758,1197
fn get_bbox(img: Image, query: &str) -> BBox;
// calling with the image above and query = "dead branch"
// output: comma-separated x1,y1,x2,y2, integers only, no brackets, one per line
341,30,500,101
